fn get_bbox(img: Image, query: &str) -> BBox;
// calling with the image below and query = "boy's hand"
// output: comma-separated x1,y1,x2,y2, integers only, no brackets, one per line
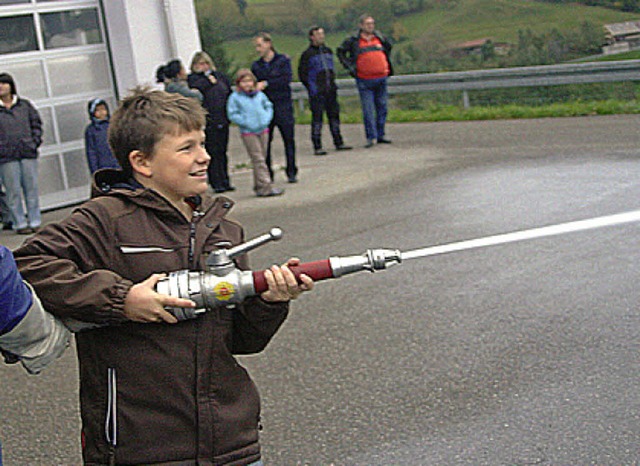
124,274,195,324
260,258,314,303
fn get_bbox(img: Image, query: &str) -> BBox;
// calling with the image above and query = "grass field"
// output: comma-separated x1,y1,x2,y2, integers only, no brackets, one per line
218,0,640,123
224,0,640,77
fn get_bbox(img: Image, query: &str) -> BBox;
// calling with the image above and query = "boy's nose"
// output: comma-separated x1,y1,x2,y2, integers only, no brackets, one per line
199,146,211,163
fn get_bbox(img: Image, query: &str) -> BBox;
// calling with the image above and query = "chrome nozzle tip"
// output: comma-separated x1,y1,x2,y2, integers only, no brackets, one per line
269,227,283,240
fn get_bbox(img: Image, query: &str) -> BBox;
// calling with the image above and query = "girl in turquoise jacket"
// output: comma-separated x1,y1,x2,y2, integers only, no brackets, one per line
227,69,283,197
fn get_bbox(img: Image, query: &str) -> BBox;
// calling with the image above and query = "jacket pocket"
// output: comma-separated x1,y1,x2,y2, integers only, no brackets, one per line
20,137,37,157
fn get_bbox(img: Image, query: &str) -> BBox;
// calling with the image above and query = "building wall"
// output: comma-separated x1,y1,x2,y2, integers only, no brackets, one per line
0,0,201,210
102,0,201,96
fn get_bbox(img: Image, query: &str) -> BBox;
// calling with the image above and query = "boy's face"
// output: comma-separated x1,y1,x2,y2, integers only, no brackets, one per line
135,128,210,205
238,76,255,93
93,104,108,121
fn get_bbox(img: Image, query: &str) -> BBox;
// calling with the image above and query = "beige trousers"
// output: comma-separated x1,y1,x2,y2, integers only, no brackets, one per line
241,131,273,195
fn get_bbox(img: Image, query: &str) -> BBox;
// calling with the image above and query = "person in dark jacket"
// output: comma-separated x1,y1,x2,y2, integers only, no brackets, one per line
188,51,235,193
299,26,352,156
337,14,393,148
84,98,120,174
0,72,42,235
251,33,298,183
15,87,313,466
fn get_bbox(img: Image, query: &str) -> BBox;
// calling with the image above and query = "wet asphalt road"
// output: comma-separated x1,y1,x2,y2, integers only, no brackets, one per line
1,116,639,464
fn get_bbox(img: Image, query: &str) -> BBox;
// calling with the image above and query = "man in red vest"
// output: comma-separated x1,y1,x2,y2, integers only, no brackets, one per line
337,14,393,148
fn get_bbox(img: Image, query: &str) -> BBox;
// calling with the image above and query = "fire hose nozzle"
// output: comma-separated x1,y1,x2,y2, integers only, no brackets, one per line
330,248,402,277
158,228,403,321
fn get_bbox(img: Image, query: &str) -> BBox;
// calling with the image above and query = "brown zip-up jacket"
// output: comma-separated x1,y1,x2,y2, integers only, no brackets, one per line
15,170,289,465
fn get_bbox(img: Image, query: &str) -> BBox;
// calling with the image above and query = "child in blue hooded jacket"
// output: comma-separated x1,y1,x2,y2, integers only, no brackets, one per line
227,69,283,197
84,98,120,174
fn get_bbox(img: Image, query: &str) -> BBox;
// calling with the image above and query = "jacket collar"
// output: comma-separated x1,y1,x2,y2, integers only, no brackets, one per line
90,168,234,220
0,95,18,109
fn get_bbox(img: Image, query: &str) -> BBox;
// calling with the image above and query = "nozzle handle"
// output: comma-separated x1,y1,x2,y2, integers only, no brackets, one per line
227,227,283,259
252,259,334,293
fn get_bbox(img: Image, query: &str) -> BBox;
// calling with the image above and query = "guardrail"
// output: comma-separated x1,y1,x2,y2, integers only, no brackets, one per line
291,59,640,109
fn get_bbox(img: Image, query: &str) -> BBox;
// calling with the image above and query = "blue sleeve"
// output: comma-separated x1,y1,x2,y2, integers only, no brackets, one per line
262,94,274,125
85,126,98,174
28,102,43,148
0,246,32,335
298,50,310,88
226,94,247,128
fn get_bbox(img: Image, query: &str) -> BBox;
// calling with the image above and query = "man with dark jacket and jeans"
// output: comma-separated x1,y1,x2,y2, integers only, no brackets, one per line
16,87,313,465
337,14,393,148
0,72,42,234
298,26,352,156
251,32,298,183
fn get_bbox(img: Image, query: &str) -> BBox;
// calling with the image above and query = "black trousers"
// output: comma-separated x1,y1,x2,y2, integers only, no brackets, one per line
309,90,344,150
266,103,297,181
205,123,231,191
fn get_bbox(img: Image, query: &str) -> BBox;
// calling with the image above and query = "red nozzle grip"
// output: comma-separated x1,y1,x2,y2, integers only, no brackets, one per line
252,259,334,293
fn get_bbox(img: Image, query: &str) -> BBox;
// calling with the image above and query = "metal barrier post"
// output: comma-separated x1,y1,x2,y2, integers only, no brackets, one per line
462,90,470,109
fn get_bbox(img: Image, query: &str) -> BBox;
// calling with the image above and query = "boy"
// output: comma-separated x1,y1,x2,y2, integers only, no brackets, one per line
84,98,120,174
227,69,283,197
15,87,313,465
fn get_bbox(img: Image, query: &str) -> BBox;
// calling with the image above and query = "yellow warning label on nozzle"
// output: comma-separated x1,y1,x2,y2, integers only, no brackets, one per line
214,281,235,301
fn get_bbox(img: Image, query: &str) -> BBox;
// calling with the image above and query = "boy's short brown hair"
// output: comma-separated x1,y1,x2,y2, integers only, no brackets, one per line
108,86,206,176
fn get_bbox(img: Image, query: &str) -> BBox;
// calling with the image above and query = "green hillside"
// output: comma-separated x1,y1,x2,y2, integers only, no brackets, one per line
222,0,640,77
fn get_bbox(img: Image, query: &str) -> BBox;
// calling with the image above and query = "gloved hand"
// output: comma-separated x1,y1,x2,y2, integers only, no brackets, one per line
0,245,32,335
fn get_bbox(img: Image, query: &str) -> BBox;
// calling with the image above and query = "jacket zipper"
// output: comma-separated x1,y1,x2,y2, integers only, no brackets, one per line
189,211,204,269
105,367,117,466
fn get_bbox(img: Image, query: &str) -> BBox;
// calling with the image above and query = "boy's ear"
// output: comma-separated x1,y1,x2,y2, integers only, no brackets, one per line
129,150,152,177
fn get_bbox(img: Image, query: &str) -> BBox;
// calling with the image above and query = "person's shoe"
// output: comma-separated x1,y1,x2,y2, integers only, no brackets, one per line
377,138,392,144
224,186,236,192
314,149,327,156
257,188,285,197
287,176,298,183
2,221,13,231
214,188,226,193
335,144,352,151
16,227,35,235
364,139,375,148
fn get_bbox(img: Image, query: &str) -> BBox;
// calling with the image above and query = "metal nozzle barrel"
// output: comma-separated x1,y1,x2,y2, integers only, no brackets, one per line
252,249,402,293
